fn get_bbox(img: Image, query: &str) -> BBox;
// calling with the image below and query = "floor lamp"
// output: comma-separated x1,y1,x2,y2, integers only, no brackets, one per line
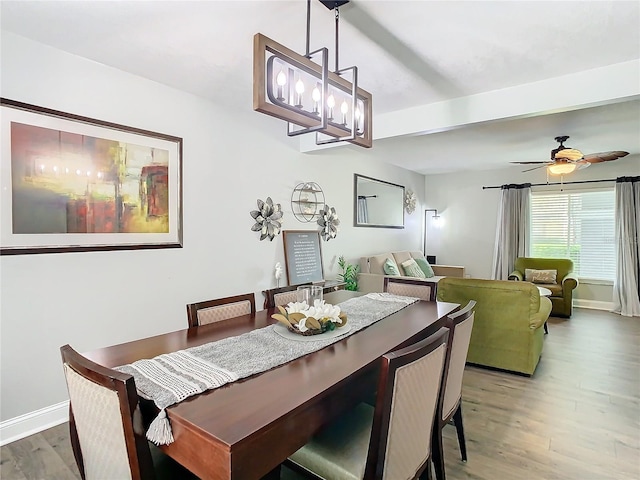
424,209,440,263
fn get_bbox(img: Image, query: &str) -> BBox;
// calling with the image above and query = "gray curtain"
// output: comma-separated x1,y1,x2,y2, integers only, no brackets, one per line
491,183,531,280
612,176,640,317
357,197,368,224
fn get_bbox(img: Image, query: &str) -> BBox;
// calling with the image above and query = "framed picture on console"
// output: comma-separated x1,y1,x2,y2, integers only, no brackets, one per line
0,98,183,255
282,230,324,285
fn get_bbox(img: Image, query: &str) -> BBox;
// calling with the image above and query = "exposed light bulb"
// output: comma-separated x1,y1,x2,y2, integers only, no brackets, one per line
355,107,362,132
295,79,305,108
341,101,349,125
327,94,335,120
276,70,286,102
312,87,321,114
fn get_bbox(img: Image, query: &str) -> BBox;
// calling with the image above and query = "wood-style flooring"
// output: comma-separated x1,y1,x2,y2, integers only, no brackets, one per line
2,307,638,479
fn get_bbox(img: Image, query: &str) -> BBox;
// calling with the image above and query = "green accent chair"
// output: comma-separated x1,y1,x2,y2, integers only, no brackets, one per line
508,257,579,317
436,277,552,376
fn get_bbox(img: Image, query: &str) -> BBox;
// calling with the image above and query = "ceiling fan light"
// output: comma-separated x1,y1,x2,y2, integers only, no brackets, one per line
547,162,577,175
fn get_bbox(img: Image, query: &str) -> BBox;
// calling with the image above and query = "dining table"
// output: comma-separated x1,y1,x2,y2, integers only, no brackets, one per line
84,290,459,480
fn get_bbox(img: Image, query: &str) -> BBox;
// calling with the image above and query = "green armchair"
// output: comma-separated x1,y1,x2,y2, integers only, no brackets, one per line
437,277,552,375
508,257,578,318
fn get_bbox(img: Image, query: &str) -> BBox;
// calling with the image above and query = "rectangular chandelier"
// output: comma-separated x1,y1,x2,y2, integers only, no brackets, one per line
253,33,373,148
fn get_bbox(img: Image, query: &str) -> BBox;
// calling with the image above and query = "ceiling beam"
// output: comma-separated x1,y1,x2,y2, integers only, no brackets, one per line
300,60,640,153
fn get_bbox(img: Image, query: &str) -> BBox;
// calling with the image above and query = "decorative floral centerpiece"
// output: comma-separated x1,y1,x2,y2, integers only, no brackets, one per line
272,300,348,336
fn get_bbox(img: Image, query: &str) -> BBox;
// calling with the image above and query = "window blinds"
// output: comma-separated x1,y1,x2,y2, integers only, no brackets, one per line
531,189,616,281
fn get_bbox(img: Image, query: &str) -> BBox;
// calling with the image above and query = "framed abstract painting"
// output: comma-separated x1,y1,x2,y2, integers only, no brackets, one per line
0,98,183,255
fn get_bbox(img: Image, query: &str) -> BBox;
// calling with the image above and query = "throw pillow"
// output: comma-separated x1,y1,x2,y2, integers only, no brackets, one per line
383,258,401,276
525,268,557,284
414,257,435,278
401,259,427,278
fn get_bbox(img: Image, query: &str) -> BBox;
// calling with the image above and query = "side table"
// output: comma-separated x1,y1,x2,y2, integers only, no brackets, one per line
537,286,552,334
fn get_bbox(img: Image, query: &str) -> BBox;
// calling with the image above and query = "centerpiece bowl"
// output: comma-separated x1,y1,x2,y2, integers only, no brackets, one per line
271,300,347,336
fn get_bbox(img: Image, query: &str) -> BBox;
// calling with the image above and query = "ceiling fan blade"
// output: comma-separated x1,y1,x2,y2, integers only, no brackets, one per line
583,151,630,163
510,161,550,165
522,164,547,173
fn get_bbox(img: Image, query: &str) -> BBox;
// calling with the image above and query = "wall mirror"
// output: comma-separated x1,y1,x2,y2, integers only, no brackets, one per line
353,174,405,228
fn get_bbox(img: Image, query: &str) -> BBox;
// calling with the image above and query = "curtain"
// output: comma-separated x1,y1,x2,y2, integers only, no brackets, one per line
612,176,640,317
491,183,531,280
357,197,368,224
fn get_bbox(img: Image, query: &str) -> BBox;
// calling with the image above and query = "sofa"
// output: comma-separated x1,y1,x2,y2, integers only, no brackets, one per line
358,250,465,294
508,257,578,317
436,277,552,375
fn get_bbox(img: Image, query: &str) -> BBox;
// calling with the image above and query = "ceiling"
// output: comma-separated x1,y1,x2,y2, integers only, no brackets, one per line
2,0,639,174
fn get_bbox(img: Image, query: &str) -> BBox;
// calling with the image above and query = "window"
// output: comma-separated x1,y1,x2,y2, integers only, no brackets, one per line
530,188,615,282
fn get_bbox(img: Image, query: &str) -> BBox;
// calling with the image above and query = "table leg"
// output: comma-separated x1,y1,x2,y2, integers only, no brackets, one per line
261,464,281,480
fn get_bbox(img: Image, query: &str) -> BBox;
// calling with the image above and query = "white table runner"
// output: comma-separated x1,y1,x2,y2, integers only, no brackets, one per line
116,293,418,445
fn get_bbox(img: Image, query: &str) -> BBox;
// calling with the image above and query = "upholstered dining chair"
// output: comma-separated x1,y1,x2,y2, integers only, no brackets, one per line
286,328,450,480
432,300,476,480
186,292,255,328
60,344,195,480
262,282,312,309
383,276,438,301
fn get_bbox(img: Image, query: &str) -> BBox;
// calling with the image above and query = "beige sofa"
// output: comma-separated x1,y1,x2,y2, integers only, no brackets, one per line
358,250,465,293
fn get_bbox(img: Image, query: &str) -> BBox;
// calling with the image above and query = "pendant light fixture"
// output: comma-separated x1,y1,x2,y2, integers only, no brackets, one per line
253,0,372,148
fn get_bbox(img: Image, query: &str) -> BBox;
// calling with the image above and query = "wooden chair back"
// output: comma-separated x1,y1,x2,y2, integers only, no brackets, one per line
186,292,255,328
383,276,438,301
60,344,154,480
364,328,449,479
262,282,312,309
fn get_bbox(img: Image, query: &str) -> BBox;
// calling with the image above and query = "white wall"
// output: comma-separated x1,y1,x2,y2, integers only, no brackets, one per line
424,155,640,300
0,33,426,425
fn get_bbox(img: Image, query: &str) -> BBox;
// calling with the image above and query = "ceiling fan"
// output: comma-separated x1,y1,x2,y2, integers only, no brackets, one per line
512,136,629,175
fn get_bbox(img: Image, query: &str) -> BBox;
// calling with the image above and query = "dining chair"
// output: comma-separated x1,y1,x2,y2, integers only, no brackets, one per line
262,282,312,309
60,344,195,480
431,300,476,480
383,276,438,301
186,292,255,328
286,328,450,480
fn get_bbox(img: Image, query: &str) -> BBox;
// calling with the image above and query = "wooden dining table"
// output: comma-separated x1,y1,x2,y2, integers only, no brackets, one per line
84,290,459,480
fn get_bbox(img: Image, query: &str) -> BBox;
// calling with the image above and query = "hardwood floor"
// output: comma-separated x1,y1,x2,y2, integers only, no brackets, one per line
2,308,638,479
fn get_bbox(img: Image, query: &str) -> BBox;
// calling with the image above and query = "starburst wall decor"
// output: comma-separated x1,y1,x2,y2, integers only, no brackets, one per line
317,204,339,241
250,197,283,241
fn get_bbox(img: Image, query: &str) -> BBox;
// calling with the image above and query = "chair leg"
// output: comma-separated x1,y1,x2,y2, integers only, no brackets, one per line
261,464,281,480
420,458,434,480
453,404,467,462
431,426,446,480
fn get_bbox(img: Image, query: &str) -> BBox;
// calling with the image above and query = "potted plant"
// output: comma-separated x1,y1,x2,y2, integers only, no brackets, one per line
338,255,360,291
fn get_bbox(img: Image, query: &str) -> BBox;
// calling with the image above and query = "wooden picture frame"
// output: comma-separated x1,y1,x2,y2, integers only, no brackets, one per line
0,98,183,255
282,230,324,285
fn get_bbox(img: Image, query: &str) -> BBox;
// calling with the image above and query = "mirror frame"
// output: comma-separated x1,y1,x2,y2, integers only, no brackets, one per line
353,174,405,229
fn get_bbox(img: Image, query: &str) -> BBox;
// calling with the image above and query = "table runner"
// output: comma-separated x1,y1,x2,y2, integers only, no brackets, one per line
116,293,418,445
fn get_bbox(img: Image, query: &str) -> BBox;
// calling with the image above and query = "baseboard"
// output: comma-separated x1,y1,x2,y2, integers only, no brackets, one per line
573,300,615,311
0,401,69,446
